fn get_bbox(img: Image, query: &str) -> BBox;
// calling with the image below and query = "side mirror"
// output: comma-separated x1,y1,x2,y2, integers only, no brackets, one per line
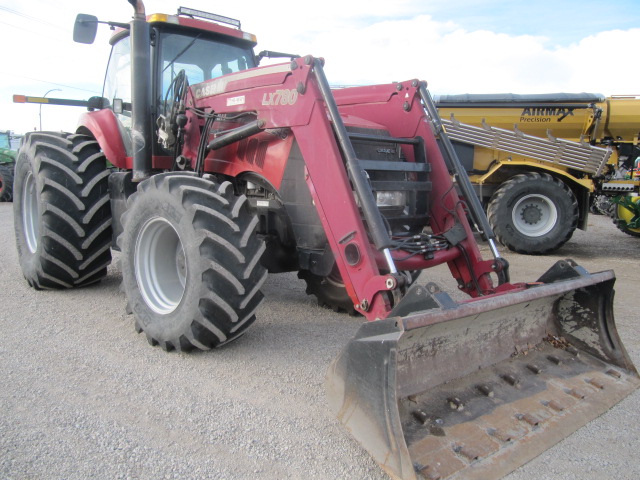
73,14,98,44
112,98,124,115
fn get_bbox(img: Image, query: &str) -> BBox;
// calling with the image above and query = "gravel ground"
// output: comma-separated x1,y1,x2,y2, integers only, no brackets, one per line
1,202,638,480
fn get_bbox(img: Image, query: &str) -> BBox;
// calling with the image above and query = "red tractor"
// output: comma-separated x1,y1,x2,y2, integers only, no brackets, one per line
12,2,638,479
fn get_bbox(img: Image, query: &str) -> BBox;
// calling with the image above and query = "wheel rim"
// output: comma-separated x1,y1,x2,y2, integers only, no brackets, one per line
22,170,39,253
617,197,640,234
135,217,187,314
512,193,558,237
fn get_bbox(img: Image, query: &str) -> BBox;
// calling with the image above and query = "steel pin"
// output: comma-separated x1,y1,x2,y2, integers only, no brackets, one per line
413,410,429,424
567,346,580,356
547,355,562,365
447,397,464,411
477,384,494,397
502,374,520,387
527,364,542,374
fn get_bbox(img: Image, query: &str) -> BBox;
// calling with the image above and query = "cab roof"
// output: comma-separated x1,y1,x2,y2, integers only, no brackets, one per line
111,6,257,46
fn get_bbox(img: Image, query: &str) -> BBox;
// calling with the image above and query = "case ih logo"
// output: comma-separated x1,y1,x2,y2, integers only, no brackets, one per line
520,107,575,123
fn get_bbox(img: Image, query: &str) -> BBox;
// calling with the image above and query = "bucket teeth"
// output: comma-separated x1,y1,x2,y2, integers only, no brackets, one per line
566,388,587,399
487,427,514,443
606,369,622,378
453,443,480,461
587,378,606,389
543,399,567,412
397,344,639,480
516,412,543,427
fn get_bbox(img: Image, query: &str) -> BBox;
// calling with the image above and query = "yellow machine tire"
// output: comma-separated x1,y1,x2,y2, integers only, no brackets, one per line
487,172,578,255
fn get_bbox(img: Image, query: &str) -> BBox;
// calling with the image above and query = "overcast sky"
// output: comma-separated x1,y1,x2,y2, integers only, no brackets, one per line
1,0,639,134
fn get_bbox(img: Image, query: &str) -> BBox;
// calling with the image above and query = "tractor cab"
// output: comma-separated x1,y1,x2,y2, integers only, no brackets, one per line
76,8,258,159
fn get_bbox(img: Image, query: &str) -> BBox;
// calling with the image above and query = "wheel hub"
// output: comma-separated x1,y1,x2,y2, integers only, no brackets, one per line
521,204,543,225
134,217,187,315
22,170,39,253
512,194,558,237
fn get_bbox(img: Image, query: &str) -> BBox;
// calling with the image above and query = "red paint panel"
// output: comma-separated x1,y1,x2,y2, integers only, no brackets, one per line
77,109,128,168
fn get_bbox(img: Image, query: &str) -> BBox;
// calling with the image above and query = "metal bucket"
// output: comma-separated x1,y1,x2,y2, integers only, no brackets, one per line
327,260,639,480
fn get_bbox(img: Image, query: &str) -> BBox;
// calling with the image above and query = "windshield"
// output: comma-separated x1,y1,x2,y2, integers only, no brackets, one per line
160,32,256,99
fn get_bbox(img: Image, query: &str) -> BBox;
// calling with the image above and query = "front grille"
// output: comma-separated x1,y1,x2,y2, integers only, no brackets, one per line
347,127,431,233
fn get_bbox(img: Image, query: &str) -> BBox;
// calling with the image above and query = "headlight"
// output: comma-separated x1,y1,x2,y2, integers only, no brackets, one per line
376,191,406,207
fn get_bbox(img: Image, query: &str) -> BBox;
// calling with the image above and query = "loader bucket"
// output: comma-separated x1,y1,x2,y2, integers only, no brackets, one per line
327,260,639,480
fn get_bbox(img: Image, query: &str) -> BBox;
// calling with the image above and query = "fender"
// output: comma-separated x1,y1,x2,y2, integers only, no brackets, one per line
476,160,595,192
77,109,128,168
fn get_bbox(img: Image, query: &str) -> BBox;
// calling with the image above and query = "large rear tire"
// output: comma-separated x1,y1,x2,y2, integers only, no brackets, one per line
487,173,578,255
119,173,267,351
0,162,14,201
13,132,112,289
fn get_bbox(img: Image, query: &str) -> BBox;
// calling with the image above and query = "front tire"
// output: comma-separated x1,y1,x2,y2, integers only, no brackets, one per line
119,173,267,351
487,173,578,255
13,132,112,289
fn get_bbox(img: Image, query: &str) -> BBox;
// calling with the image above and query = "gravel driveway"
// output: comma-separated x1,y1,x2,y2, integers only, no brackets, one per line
1,202,638,479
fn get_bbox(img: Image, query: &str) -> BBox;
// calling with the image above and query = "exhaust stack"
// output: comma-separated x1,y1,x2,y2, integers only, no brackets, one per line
129,0,152,181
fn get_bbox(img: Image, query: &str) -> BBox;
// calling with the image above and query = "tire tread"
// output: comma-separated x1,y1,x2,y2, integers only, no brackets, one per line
120,172,266,351
14,132,112,289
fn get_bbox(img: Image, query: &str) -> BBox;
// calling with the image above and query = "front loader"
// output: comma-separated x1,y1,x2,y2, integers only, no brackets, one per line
12,2,639,479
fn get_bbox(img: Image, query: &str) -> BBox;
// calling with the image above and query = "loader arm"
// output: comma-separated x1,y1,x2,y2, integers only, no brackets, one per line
187,56,504,320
